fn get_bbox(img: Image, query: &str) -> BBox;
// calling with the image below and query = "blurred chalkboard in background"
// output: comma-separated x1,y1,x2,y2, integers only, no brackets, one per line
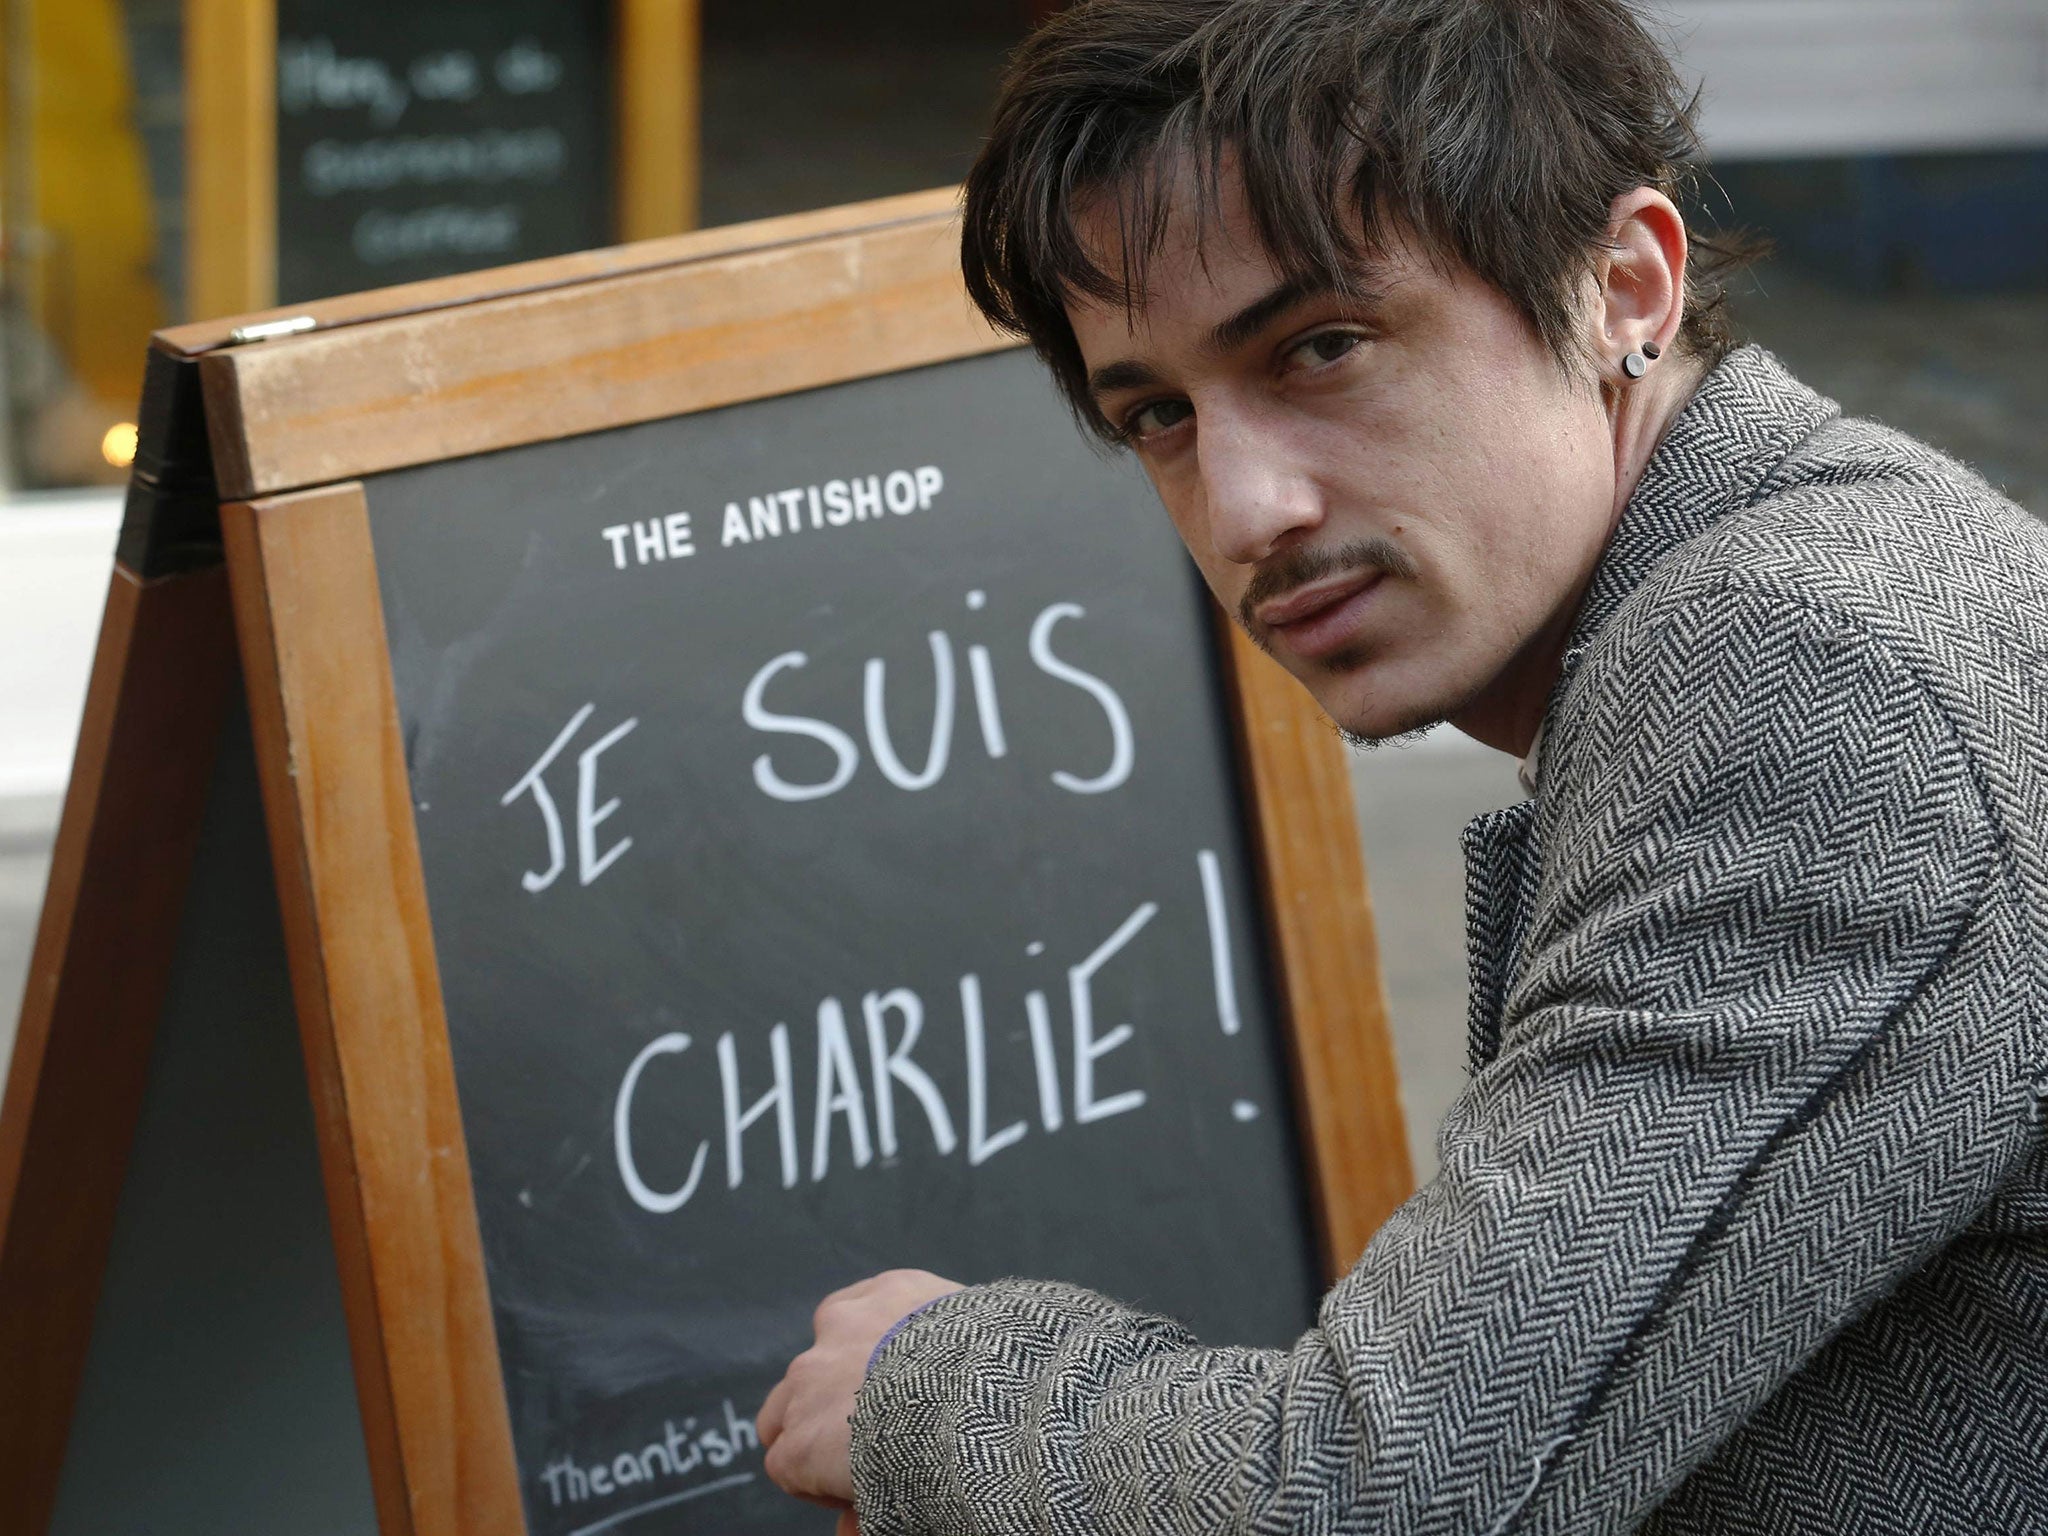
274,0,612,303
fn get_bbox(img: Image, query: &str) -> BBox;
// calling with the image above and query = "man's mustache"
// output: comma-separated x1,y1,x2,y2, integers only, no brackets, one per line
1237,537,1419,634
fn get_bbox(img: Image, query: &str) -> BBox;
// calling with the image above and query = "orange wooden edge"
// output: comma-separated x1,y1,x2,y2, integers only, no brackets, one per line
158,186,963,360
1217,618,1413,1279
0,564,239,1534
180,188,1000,503
222,484,521,1536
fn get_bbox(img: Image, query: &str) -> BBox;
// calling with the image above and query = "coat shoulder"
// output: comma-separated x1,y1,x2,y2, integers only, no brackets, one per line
1608,412,2048,689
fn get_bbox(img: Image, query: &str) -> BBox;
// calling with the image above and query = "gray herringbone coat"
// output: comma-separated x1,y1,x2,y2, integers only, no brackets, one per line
850,349,2048,1534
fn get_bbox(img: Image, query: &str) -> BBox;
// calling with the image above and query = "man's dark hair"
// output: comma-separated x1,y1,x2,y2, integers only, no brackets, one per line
961,0,1765,437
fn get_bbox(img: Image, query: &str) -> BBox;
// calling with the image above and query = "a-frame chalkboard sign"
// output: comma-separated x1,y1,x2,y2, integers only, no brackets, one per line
0,189,1412,1536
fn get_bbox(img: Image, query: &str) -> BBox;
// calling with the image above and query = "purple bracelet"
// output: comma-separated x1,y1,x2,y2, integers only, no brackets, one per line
865,1300,939,1377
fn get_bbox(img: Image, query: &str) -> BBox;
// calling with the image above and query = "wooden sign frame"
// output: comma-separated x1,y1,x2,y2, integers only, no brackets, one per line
186,0,701,319
1,187,1411,1536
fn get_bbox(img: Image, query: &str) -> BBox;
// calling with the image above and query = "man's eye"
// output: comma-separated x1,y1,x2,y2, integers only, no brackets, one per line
1125,398,1193,440
1287,330,1364,369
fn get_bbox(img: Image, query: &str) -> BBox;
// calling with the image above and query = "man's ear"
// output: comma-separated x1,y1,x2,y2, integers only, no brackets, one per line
1595,188,1689,376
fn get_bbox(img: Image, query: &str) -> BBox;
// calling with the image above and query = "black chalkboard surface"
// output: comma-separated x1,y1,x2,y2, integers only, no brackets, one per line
274,0,611,304
367,347,1323,1535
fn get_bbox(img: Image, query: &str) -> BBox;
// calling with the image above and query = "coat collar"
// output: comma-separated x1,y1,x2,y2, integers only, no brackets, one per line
1566,345,1840,659
1520,347,1840,790
1467,351,1840,1067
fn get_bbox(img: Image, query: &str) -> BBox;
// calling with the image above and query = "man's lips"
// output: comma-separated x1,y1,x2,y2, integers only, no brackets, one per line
1255,569,1385,630
1252,569,1386,663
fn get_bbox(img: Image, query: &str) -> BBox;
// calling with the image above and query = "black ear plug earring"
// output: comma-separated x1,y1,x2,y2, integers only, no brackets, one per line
1623,340,1662,379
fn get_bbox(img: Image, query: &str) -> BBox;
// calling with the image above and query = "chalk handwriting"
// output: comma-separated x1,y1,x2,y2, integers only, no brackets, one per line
1069,901,1156,1123
497,39,564,95
1030,603,1135,795
1197,849,1244,1036
743,657,859,803
960,973,1026,1164
539,1399,759,1515
865,988,960,1157
866,633,956,792
303,128,565,197
743,594,1133,804
614,1036,708,1213
355,203,520,265
614,897,1167,1213
502,705,639,892
279,38,410,126
279,36,565,130
408,50,480,104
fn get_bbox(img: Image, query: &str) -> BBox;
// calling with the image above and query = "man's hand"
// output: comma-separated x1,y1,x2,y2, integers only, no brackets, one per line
759,1269,964,1517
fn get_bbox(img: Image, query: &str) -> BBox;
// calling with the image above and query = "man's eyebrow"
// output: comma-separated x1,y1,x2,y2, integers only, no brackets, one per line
1085,269,1389,406
1086,358,1166,404
1206,276,1332,355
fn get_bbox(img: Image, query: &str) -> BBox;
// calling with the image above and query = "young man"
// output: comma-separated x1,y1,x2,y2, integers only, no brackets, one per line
759,2,2048,1530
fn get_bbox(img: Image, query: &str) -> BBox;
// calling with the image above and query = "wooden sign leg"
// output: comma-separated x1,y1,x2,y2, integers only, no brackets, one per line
43,689,378,1533
1215,618,1414,1277
224,484,523,1536
0,564,238,1531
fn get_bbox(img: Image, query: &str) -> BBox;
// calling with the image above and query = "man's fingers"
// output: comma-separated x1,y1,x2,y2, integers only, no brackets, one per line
765,1428,843,1506
757,1374,791,1448
764,1271,962,1516
836,1509,861,1536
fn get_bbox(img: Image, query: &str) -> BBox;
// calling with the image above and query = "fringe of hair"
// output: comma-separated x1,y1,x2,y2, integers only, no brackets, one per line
962,0,1771,438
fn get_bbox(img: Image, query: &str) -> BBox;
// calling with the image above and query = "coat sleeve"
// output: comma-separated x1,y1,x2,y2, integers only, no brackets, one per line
848,574,2039,1536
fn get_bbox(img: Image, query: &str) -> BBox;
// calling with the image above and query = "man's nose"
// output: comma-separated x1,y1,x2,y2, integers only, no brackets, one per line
1195,417,1324,566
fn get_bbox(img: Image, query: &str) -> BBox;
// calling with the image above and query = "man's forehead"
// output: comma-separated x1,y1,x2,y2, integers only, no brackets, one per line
1063,248,1402,378
1066,174,1282,328
1063,174,1409,351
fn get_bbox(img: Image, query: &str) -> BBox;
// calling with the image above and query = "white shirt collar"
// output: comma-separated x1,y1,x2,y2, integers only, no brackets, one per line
1517,720,1546,798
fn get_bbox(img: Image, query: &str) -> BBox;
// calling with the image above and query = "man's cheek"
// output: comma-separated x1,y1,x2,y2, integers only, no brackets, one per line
1188,557,1247,620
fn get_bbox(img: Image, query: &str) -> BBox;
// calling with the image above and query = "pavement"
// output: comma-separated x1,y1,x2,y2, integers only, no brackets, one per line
1349,739,1523,1179
1728,266,2048,516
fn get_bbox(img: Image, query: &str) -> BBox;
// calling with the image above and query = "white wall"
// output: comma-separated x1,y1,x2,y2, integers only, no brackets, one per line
1,495,119,1098
1658,0,2048,159
0,495,122,799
